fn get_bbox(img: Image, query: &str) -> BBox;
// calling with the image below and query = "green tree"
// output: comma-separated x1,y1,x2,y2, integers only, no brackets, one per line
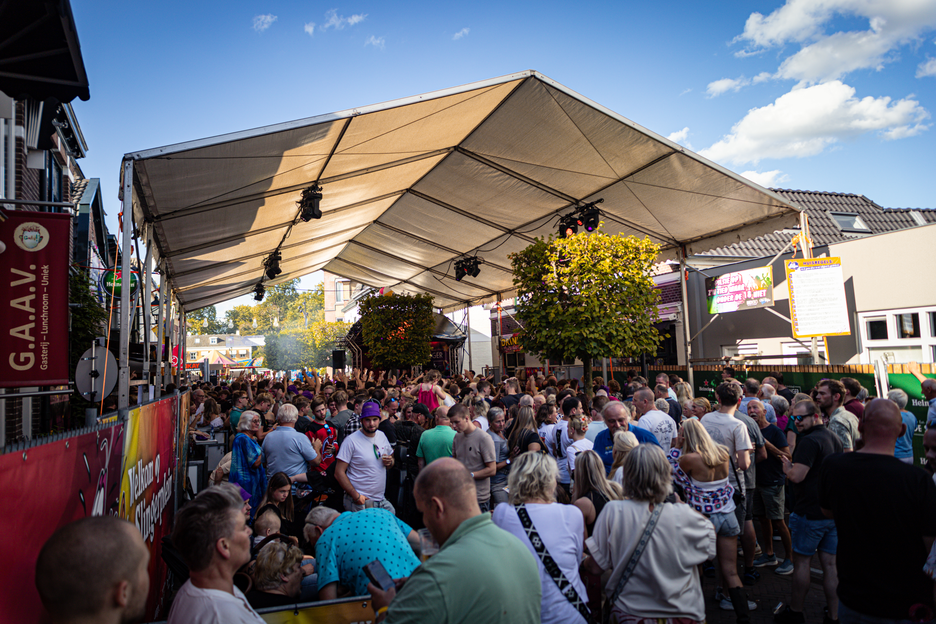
509,224,662,396
224,305,258,335
187,306,228,334
358,292,435,369
261,321,351,370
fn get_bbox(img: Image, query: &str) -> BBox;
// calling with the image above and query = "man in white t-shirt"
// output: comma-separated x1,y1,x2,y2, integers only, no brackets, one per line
168,483,264,624
631,388,677,449
335,401,395,513
700,383,753,493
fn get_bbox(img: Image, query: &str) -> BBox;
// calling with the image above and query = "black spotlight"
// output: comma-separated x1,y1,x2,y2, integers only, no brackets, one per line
253,282,265,302
298,184,323,221
264,250,282,280
558,215,578,238
581,207,600,232
454,257,481,282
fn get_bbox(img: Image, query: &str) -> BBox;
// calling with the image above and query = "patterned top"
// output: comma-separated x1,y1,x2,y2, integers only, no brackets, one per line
230,433,266,519
667,448,735,516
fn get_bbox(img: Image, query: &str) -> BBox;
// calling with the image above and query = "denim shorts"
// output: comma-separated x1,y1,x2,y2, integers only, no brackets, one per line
790,512,837,556
710,510,741,537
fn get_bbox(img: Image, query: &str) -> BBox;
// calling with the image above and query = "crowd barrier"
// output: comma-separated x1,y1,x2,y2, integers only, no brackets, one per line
0,391,191,623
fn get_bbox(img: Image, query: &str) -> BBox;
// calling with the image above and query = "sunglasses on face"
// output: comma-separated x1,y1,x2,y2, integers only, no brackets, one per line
791,414,808,423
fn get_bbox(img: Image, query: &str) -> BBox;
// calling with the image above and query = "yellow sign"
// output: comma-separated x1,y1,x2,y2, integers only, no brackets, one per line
260,597,373,623
499,333,522,353
785,257,851,339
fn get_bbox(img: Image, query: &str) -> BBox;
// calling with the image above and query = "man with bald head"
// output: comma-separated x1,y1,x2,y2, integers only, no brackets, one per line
367,458,541,623
36,516,150,624
818,399,936,623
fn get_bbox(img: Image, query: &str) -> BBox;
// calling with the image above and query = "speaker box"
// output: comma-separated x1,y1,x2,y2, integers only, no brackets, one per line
332,350,346,370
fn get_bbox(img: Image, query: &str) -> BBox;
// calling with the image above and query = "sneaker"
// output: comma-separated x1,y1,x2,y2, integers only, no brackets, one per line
714,587,728,603
774,534,782,541
753,553,779,567
743,568,761,585
754,542,763,556
719,593,758,611
774,605,806,624
775,559,794,575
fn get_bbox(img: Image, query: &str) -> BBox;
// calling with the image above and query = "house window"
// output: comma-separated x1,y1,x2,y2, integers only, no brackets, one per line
238,349,247,357
829,212,871,234
866,318,888,340
336,279,351,303
930,312,936,337
897,313,920,339
188,352,197,361
209,337,218,345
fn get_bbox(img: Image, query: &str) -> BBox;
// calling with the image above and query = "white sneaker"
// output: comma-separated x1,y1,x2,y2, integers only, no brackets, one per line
718,596,757,611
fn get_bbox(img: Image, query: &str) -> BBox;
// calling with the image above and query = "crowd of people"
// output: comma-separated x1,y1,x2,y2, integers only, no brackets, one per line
35,365,936,624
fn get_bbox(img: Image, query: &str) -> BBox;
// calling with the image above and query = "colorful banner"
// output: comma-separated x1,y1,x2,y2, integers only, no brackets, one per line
178,391,192,504
785,258,851,338
705,266,773,314
499,333,522,353
119,396,178,620
0,211,72,387
0,424,125,623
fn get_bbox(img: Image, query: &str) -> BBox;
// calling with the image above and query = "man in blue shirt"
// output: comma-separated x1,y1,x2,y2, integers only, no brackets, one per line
262,404,322,486
594,401,660,472
908,362,936,426
304,506,420,600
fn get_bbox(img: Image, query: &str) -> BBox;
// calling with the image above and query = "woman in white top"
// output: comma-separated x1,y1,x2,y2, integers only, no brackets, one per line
566,415,593,479
492,452,590,624
582,444,716,624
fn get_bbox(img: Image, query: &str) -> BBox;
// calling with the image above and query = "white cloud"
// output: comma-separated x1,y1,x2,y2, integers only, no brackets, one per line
679,88,692,96
322,9,367,30
706,77,749,97
752,72,773,84
253,14,277,32
700,80,930,165
365,35,385,50
918,57,936,77
667,127,692,149
740,170,790,188
734,0,936,84
453,27,470,40
304,22,316,36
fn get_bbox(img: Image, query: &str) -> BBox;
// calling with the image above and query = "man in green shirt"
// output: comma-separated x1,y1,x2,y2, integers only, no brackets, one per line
368,458,541,623
416,406,457,469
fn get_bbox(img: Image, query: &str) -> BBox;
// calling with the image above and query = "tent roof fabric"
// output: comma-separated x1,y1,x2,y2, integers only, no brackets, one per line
127,71,801,313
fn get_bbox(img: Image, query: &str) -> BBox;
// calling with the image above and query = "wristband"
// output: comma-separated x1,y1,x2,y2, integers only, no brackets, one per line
375,606,389,618
470,472,475,478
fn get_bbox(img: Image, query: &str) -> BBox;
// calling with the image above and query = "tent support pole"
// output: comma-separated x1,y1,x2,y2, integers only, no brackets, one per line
176,307,185,387
155,264,167,394
143,234,153,399
466,307,473,373
680,246,694,391
118,160,133,412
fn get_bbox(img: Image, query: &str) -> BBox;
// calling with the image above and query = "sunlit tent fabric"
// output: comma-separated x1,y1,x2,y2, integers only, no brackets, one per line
127,71,801,313
209,352,237,366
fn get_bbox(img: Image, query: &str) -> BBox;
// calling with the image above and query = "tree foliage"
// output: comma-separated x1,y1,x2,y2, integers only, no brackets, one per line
358,292,435,369
187,305,228,334
509,224,662,393
69,270,109,415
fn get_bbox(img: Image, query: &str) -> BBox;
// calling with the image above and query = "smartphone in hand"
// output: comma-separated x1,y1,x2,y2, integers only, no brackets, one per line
363,559,395,593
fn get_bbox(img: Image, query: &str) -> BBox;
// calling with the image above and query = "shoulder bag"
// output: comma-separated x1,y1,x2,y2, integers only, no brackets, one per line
515,504,594,624
601,503,664,624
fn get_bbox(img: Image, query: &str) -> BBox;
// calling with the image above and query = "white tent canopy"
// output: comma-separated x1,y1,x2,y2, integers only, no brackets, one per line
127,71,800,313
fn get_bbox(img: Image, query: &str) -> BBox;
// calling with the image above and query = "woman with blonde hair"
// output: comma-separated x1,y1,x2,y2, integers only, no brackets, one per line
245,541,305,608
571,450,623,537
608,430,639,486
566,415,593,479
670,418,753,619
492,452,590,624
690,396,712,419
674,381,693,406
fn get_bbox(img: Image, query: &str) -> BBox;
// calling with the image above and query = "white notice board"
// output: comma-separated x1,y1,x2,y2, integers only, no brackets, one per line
785,257,851,339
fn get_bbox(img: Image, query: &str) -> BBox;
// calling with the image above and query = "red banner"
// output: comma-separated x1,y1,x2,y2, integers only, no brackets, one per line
0,211,71,386
0,424,125,623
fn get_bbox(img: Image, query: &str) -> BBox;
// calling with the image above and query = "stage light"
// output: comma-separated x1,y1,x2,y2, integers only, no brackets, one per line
581,206,600,231
559,216,578,238
253,282,265,302
264,250,282,280
298,184,323,221
454,257,482,281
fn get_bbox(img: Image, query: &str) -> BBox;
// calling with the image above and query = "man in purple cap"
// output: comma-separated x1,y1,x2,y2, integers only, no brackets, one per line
335,400,395,512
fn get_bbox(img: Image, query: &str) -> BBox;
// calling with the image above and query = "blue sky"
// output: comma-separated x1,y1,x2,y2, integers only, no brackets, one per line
69,0,936,314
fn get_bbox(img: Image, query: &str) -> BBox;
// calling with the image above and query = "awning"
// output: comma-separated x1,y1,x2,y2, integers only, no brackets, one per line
209,352,237,366
0,0,90,103
127,71,801,313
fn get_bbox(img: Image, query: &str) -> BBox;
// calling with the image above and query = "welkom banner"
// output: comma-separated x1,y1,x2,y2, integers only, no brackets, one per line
119,396,179,620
